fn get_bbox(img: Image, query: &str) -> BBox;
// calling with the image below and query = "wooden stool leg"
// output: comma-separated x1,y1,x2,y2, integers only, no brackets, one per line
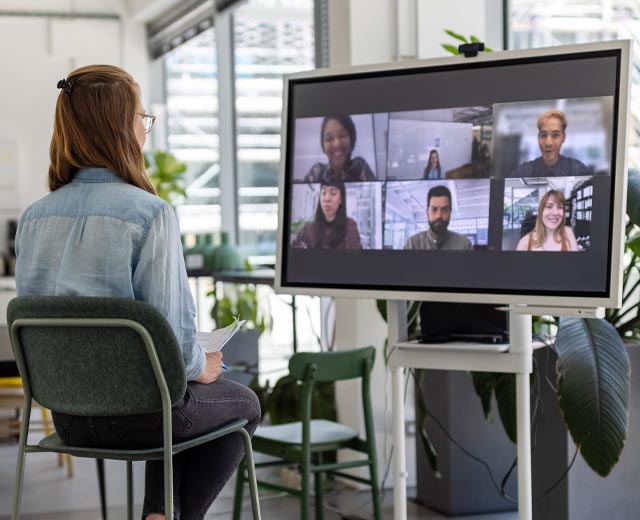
40,406,74,477
65,454,75,477
40,407,63,467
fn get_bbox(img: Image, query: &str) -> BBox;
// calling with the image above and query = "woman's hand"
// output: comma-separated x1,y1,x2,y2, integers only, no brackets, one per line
194,351,224,384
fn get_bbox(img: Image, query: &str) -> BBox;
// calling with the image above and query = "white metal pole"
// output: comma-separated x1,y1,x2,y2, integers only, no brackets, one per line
387,300,408,520
392,365,407,520
510,311,533,520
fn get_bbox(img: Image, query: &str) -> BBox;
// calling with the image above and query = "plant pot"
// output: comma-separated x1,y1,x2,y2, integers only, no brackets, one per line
415,369,517,516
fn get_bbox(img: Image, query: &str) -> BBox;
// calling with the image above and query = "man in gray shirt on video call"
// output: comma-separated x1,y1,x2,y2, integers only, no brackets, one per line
405,185,473,251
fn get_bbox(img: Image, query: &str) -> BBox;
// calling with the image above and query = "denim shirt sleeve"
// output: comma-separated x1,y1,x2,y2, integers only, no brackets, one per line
132,204,206,381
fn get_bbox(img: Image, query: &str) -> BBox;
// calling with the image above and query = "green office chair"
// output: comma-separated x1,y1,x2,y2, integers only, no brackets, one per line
7,296,261,520
232,346,381,520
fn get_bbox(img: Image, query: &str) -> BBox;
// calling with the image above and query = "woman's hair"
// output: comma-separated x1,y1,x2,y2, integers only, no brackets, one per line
532,189,567,248
320,115,357,153
48,64,156,194
427,149,441,177
314,181,348,248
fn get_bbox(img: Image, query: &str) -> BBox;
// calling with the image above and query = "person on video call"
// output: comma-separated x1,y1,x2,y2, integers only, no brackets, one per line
292,179,363,249
303,115,376,183
516,189,579,251
405,185,472,250
423,149,444,180
511,109,592,178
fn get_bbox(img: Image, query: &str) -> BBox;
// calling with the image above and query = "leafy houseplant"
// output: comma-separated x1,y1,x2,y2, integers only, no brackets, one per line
145,150,187,205
208,268,272,392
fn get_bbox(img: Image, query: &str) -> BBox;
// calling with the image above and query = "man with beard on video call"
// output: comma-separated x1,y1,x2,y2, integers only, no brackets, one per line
404,185,473,250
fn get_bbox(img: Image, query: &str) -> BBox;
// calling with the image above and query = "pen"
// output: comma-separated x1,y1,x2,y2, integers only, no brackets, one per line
222,363,229,371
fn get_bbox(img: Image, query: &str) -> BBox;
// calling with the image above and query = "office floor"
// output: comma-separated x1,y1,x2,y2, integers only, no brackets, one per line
0,435,519,520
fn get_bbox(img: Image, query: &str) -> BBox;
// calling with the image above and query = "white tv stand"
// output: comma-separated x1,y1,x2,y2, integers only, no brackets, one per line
386,300,534,520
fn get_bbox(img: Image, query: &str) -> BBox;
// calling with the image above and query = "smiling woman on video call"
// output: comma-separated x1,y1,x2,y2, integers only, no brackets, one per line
516,189,579,251
303,115,376,183
14,64,260,520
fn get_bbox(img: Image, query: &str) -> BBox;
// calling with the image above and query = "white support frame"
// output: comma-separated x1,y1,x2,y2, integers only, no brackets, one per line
386,300,534,520
215,7,240,244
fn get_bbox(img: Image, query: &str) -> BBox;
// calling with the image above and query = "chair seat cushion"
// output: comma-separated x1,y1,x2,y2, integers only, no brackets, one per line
254,419,358,447
35,418,249,461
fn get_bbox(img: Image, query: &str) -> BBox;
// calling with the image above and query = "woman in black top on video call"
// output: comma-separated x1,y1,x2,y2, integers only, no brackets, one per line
293,179,362,249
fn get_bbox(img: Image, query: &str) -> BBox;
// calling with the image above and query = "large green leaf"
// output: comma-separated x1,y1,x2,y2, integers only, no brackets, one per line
627,169,640,227
555,318,630,476
415,370,439,476
471,371,517,443
471,371,497,420
495,373,517,443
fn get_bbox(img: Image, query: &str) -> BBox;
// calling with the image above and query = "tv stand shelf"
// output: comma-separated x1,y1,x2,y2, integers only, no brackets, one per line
391,340,534,374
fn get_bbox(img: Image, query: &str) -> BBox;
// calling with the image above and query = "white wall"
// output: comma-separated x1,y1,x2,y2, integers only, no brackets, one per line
417,0,504,58
0,0,149,253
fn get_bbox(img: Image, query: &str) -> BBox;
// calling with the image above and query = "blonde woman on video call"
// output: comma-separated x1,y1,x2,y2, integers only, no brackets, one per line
516,189,579,252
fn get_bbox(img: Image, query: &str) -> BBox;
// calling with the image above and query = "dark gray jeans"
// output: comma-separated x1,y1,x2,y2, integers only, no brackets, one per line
52,378,261,520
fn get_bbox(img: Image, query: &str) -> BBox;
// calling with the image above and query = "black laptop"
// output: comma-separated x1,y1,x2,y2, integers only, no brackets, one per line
419,302,509,345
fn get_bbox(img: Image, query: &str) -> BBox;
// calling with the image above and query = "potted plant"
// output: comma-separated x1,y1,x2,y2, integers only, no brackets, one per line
144,150,187,205
209,270,271,387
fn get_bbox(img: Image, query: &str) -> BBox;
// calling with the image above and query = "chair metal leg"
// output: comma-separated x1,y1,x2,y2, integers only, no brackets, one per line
367,444,382,520
12,398,31,520
313,454,324,520
96,459,108,520
163,440,174,520
232,459,246,520
300,461,310,520
239,428,261,520
126,461,134,520
11,441,26,520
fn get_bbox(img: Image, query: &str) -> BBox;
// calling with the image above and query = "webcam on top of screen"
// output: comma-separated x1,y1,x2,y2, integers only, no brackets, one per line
459,42,485,58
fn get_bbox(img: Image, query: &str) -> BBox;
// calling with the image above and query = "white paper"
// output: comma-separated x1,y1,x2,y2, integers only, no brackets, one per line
196,317,246,353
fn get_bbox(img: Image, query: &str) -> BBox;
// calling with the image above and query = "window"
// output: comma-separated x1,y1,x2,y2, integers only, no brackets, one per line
155,1,320,362
510,0,640,169
233,0,315,263
163,28,222,237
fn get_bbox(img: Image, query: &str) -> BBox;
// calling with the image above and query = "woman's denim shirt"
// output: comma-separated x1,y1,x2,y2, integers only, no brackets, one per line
15,168,206,381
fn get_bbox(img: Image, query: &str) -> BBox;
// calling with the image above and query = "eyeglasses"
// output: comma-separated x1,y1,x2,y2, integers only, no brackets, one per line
139,113,156,134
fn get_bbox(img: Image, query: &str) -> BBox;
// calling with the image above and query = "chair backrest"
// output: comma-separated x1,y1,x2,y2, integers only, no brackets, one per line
7,296,186,417
288,347,376,384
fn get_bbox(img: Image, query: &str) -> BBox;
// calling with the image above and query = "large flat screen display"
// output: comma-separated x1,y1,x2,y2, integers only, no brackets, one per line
275,41,631,308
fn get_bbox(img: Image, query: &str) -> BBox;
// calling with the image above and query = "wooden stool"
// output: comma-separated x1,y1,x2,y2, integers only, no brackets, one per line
0,377,74,477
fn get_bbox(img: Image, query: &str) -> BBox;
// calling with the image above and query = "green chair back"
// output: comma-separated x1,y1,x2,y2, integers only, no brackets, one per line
288,346,376,383
7,296,186,416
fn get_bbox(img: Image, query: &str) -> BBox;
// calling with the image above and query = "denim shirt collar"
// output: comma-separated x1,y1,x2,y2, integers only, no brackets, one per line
72,168,124,183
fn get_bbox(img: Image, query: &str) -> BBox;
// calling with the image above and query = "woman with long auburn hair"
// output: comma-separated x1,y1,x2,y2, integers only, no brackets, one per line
516,189,579,251
15,65,260,520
